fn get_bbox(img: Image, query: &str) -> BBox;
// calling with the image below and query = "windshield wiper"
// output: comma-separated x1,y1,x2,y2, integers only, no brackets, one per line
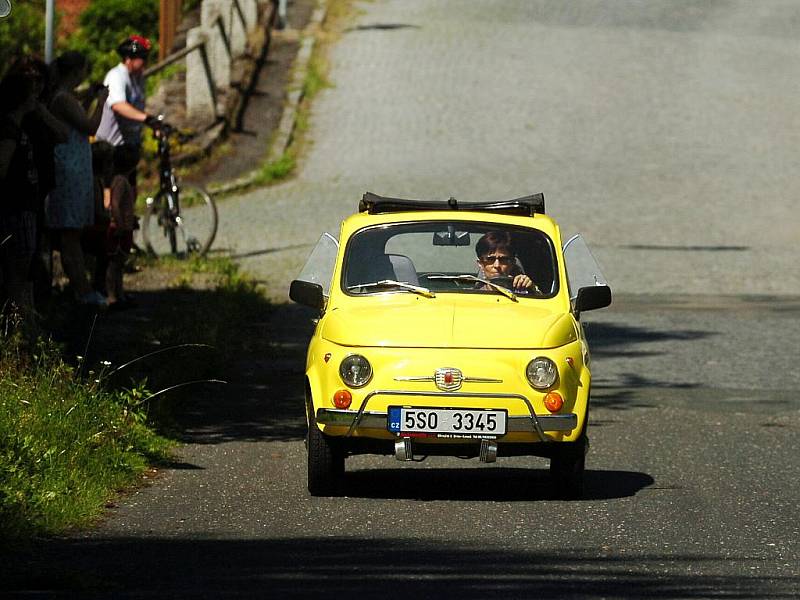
425,274,518,301
347,279,436,298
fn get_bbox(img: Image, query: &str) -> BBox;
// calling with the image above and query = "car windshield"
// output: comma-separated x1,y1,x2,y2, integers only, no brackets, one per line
342,221,558,297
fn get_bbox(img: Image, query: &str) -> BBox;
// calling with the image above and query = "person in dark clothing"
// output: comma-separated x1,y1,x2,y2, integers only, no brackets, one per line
10,56,69,206
0,72,40,312
87,141,137,309
8,56,69,301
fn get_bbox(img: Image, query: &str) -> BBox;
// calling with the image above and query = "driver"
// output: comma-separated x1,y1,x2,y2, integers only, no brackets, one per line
475,231,536,292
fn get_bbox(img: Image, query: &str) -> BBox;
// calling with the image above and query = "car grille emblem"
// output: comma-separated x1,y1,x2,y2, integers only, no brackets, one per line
435,367,463,391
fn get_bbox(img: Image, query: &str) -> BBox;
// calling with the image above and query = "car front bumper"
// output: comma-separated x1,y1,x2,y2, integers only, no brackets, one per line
316,389,578,442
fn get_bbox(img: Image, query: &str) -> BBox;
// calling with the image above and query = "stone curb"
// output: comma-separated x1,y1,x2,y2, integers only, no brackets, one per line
208,0,330,196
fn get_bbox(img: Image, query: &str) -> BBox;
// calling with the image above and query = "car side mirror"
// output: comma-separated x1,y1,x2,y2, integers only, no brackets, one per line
290,280,325,313
574,285,612,313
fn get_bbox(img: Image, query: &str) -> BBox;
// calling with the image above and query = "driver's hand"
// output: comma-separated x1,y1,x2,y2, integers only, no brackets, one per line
512,274,533,290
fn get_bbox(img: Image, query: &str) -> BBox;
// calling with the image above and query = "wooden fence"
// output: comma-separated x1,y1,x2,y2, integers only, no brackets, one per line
159,0,184,61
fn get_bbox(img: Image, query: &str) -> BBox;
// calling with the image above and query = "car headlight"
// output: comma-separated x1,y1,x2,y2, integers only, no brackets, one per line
526,357,558,389
339,354,372,388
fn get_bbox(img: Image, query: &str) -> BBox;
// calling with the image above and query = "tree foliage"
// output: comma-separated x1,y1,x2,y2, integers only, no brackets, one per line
68,0,160,81
0,0,160,82
0,1,47,79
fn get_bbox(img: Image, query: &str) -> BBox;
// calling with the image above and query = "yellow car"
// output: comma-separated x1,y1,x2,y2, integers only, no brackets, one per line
290,192,611,497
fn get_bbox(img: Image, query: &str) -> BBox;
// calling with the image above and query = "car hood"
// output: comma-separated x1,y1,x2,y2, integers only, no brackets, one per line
321,299,577,349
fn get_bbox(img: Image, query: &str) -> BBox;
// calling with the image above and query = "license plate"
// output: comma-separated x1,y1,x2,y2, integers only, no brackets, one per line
387,406,507,438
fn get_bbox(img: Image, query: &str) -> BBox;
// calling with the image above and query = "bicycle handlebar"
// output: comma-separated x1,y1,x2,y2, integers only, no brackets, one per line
149,118,194,144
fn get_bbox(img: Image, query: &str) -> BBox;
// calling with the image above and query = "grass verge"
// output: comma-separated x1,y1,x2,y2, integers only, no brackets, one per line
0,326,172,538
1,255,272,540
253,152,296,187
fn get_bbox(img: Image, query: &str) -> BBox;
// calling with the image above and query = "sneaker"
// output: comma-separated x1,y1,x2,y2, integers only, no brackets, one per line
79,290,108,307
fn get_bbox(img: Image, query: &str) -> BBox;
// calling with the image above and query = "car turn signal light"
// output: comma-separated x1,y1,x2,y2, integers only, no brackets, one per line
543,391,564,413
333,389,352,409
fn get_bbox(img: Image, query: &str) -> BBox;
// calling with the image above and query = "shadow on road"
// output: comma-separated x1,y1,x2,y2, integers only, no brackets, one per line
169,302,315,445
342,467,654,502
228,242,312,260
347,22,421,32
582,320,713,410
3,537,795,598
584,321,715,359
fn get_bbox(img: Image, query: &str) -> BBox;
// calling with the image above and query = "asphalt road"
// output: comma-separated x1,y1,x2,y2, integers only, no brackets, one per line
5,1,799,597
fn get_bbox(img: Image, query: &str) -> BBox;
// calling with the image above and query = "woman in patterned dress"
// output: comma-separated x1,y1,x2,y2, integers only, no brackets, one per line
46,51,109,306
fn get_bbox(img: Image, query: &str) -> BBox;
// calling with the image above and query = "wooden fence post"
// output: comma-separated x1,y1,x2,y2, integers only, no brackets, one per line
159,0,183,60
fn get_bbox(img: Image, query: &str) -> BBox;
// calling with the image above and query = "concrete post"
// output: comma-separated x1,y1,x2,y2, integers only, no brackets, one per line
186,28,216,121
201,0,231,88
225,0,247,56
203,0,245,57
240,0,257,31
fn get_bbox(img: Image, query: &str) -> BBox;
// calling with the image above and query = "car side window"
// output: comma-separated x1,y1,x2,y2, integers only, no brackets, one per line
295,232,339,297
562,234,608,300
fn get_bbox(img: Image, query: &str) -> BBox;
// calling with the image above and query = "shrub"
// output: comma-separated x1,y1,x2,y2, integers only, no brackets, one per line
0,0,161,82
0,1,47,79
67,0,160,81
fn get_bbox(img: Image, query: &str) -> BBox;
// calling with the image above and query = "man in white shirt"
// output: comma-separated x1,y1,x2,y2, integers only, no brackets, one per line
96,35,161,195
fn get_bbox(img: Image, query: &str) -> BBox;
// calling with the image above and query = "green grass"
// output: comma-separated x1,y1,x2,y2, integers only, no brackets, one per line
1,256,272,539
302,55,331,101
0,328,172,538
253,153,296,186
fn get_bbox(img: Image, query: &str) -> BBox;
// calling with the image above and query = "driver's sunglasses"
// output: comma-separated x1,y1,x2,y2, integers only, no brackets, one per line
479,254,514,266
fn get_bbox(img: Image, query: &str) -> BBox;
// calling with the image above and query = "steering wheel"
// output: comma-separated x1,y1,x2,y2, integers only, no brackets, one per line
420,272,472,289
488,275,515,289
489,275,546,296
419,272,445,281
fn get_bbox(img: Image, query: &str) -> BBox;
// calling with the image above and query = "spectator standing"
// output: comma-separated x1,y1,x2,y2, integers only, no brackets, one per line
9,56,70,301
95,35,156,199
46,51,108,306
85,141,112,299
90,142,137,310
11,57,69,212
0,72,39,313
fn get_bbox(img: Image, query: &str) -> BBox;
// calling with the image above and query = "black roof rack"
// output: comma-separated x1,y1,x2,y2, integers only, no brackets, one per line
359,192,545,216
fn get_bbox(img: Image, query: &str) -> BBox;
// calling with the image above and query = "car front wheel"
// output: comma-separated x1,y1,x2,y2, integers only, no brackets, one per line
307,414,345,496
549,436,587,499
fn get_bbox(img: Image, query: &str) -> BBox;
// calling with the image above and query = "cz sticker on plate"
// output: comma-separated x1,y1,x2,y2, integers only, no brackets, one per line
387,406,507,439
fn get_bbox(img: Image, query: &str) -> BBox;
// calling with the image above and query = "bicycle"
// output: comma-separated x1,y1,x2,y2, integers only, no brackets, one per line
140,120,218,257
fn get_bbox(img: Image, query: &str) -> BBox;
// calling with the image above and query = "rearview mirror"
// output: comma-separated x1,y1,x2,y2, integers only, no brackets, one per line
433,226,470,246
289,280,325,313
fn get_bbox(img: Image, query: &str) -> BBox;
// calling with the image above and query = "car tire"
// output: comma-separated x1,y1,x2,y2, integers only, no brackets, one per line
307,414,345,496
549,435,587,500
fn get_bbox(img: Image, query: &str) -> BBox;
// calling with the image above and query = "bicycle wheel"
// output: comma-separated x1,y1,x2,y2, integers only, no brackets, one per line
141,184,218,257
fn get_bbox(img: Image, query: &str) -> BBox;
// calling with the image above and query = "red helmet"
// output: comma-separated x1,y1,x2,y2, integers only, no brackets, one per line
117,35,152,59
